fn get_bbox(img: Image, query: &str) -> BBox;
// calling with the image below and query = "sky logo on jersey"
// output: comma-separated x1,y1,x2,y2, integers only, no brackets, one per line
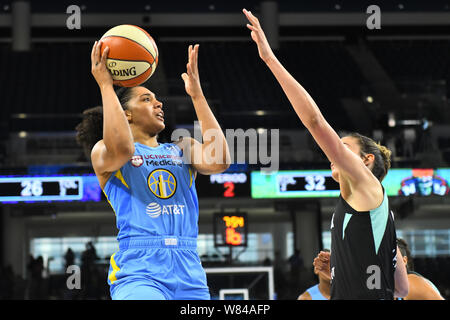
146,202,186,218
131,155,144,167
147,169,177,199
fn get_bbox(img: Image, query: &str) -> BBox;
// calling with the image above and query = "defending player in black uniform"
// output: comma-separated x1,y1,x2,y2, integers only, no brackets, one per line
244,9,409,299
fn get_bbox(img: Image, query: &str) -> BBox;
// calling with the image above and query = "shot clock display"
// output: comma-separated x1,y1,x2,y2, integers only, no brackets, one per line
213,212,248,247
0,175,102,203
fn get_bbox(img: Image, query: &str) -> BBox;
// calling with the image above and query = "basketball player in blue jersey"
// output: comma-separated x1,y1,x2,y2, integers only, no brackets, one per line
244,9,409,299
298,249,331,300
75,41,230,300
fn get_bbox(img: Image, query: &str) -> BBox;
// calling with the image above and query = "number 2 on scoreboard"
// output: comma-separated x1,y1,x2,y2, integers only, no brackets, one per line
224,181,235,198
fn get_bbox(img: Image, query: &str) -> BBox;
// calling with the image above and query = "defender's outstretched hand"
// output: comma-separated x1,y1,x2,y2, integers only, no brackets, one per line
181,44,204,99
243,8,275,63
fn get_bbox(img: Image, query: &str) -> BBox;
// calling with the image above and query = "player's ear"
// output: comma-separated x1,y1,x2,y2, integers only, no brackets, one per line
362,153,375,166
125,109,132,122
403,256,408,267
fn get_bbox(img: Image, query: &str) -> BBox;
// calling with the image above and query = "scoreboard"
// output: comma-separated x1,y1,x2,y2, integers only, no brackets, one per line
195,172,251,198
251,170,340,198
0,175,102,203
3,168,447,203
251,168,450,199
383,168,450,197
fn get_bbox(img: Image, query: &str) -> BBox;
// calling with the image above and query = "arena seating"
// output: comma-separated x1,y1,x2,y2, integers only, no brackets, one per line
368,39,450,97
158,40,367,130
0,40,366,132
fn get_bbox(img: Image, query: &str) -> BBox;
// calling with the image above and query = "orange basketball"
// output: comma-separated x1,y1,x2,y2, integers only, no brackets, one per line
99,24,158,87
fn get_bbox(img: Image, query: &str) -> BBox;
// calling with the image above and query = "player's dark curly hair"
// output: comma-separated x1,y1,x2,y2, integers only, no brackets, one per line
345,132,392,182
75,87,135,162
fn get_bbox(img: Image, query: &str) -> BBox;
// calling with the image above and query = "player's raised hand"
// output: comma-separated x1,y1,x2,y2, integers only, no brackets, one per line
243,8,275,64
181,44,204,99
91,40,113,88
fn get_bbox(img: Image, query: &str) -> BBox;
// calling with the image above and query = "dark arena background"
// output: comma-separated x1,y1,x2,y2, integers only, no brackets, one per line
0,0,449,303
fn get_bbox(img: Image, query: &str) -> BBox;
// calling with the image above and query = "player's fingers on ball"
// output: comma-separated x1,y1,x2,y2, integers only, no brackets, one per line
95,41,102,59
91,41,97,62
101,46,109,64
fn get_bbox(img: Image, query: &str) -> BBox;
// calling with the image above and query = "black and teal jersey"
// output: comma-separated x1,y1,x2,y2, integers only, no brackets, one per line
330,188,397,299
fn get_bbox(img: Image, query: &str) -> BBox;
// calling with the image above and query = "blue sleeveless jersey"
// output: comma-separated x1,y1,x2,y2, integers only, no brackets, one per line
306,284,328,300
103,142,199,240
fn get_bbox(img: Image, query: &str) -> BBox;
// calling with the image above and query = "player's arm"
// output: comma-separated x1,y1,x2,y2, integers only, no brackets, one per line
405,275,444,300
178,44,230,175
243,9,375,189
90,41,135,174
394,247,409,298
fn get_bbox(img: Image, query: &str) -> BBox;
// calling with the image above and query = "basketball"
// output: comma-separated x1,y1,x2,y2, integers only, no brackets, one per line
99,24,158,87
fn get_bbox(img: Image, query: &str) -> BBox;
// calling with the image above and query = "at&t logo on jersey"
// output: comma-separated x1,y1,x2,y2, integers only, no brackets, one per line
131,155,144,167
146,202,186,218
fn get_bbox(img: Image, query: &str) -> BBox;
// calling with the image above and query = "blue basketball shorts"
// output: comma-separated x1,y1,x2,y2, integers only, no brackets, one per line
107,236,210,300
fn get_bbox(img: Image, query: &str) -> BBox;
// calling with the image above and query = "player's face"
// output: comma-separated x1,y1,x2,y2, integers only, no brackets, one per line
126,86,165,135
330,136,363,182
